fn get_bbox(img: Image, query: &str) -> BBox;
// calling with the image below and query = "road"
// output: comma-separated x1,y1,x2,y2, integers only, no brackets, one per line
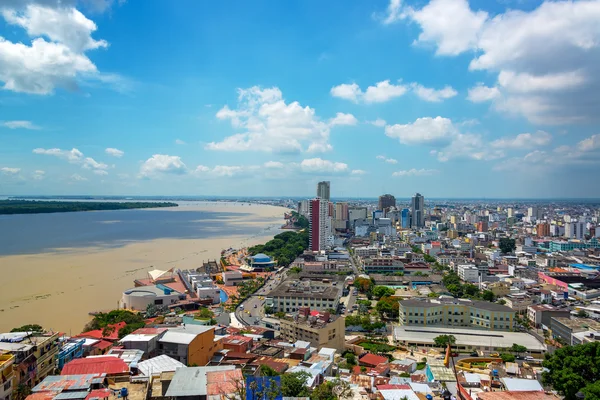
235,271,286,326
348,251,360,275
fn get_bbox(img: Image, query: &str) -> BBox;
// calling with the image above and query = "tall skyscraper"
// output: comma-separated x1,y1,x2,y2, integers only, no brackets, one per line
309,198,329,251
401,208,410,229
317,181,330,201
537,223,550,237
378,194,396,212
411,193,425,228
335,202,349,221
565,221,585,240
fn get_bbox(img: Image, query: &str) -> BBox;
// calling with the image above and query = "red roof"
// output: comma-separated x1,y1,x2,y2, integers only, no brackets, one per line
131,327,167,335
74,322,127,341
223,335,253,344
26,393,55,400
86,389,112,400
61,356,129,376
91,340,114,351
359,353,389,367
377,384,411,390
352,365,372,375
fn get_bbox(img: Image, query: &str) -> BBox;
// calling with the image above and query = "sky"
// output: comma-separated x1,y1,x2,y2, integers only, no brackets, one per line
1,0,599,199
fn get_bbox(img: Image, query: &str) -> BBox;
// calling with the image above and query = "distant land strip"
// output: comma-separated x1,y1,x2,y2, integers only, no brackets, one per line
0,200,178,215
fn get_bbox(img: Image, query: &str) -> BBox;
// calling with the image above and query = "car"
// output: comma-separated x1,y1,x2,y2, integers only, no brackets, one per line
451,352,459,357
490,353,499,357
524,356,535,361
470,352,479,357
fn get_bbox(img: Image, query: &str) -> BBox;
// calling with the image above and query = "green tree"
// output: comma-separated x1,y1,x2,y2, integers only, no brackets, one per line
433,335,456,347
11,324,43,333
14,384,31,400
344,352,357,366
501,353,516,363
510,343,527,355
281,371,311,397
372,286,395,299
423,254,436,263
463,284,480,297
542,342,600,400
577,309,589,318
376,296,399,318
498,299,507,305
482,290,495,302
260,365,280,377
582,381,600,400
499,238,516,254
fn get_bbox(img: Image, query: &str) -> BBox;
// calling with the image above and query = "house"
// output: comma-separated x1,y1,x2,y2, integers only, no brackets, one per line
157,325,221,366
61,356,129,377
222,335,253,353
163,366,242,399
119,327,167,358
359,353,388,368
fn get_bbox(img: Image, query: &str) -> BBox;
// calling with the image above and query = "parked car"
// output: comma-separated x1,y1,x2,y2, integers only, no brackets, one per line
470,351,479,357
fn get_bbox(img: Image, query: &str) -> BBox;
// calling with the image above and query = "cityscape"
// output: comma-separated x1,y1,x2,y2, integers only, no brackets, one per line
2,1,600,400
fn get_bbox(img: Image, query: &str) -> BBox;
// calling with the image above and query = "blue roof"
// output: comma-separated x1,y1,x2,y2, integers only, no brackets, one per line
252,253,272,262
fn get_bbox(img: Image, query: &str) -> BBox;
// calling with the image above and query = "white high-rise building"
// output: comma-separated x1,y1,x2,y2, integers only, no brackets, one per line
411,193,425,228
317,181,331,201
507,208,514,217
565,221,585,240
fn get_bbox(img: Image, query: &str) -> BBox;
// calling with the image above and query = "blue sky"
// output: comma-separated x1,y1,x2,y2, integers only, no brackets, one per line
1,0,599,198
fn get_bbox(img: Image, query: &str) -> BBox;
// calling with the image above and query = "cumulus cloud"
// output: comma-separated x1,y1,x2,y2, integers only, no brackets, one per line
410,83,457,102
392,168,438,177
1,120,40,129
299,158,348,174
331,80,408,104
70,173,87,181
32,170,45,180
376,155,397,164
0,2,121,95
139,154,187,178
105,147,124,157
1,167,21,175
368,119,387,127
207,86,343,153
33,147,108,174
351,169,367,175
467,84,501,103
328,112,358,127
384,0,600,124
491,131,552,149
264,161,284,169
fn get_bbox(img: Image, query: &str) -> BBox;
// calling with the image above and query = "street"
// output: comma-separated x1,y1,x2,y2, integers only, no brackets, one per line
234,270,286,326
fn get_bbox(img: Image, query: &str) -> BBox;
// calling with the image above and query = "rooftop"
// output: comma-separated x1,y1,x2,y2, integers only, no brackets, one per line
33,374,106,393
159,325,214,345
268,280,342,299
393,326,546,352
164,366,237,397
61,356,129,376
476,392,559,400
137,355,185,376
399,298,515,313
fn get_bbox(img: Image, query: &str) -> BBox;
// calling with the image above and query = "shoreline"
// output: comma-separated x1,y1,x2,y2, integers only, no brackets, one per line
0,203,288,333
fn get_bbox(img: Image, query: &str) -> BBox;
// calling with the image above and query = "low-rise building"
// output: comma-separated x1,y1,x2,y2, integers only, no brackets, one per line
222,335,253,353
120,285,185,311
485,282,511,297
157,325,221,366
550,317,600,345
502,293,533,313
354,246,379,258
0,353,15,400
279,307,345,352
222,271,243,286
363,257,404,274
119,327,168,358
266,280,342,313
527,305,571,329
398,298,516,331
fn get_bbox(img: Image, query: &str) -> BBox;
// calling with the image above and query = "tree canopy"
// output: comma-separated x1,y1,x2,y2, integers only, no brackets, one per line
499,238,516,254
372,285,395,299
433,335,456,347
0,200,177,215
542,342,600,400
249,230,309,267
11,324,44,333
281,371,311,397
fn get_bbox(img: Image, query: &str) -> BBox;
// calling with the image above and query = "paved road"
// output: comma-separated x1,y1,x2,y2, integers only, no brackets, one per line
235,271,286,326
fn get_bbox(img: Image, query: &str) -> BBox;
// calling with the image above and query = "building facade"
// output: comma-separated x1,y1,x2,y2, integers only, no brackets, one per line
378,194,396,213
280,309,345,351
458,264,479,283
316,181,331,201
411,193,425,228
309,198,331,251
398,298,516,331
266,281,342,313
363,257,405,274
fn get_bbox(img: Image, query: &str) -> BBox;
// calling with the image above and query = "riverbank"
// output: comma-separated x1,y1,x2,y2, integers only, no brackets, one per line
0,203,287,333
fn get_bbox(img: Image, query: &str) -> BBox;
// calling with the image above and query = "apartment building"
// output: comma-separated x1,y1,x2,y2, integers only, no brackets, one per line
436,254,469,266
527,305,571,329
0,353,14,400
399,298,516,331
266,280,342,313
363,257,405,274
354,246,379,258
279,307,345,352
458,264,479,283
502,293,533,313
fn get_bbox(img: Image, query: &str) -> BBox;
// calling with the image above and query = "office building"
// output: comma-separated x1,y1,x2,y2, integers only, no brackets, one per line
565,221,585,240
507,208,514,217
528,206,543,220
398,298,516,331
317,181,330,201
309,198,330,251
527,305,571,329
550,317,600,345
335,202,348,221
411,193,425,228
279,307,345,351
266,280,342,313
378,194,396,213
363,257,405,274
400,208,410,229
476,221,488,232
348,207,368,223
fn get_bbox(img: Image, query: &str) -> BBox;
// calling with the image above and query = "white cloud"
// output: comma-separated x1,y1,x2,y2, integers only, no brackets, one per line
207,86,339,153
264,161,284,169
390,0,600,123
368,118,386,127
33,147,83,163
212,165,254,177
1,120,40,129
381,0,405,24
330,83,361,102
376,155,398,164
93,169,108,176
491,131,552,149
331,80,407,104
392,168,438,177
139,154,187,178
175,139,186,145
105,147,124,157
82,157,108,170
385,116,457,146
405,0,488,55
578,134,600,152
467,84,501,103
300,158,348,174
1,167,21,175
70,173,87,181
194,165,210,173
0,3,119,95
328,112,358,127
32,170,45,180
434,133,504,162
410,83,457,102
307,142,333,153
351,169,367,175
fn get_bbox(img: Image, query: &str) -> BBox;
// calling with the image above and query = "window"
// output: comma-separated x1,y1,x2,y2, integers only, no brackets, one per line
154,299,163,305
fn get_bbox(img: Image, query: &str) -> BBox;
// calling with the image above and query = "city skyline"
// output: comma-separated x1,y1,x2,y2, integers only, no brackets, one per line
1,0,600,198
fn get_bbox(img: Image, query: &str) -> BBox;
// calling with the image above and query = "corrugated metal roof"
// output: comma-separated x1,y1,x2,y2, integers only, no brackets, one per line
32,374,106,393
54,392,89,400
61,357,129,376
500,378,543,392
165,366,234,397
137,355,185,376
